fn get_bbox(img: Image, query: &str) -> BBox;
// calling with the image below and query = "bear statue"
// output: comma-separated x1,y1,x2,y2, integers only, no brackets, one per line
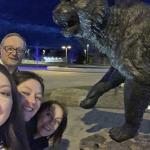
53,0,150,142
80,66,125,109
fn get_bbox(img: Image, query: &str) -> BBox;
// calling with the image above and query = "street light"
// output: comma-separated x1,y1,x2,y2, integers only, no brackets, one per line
86,44,89,63
84,49,87,64
42,49,46,57
61,45,71,64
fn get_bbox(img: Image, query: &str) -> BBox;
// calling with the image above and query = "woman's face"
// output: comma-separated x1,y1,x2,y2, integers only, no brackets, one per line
37,104,63,137
0,72,13,126
17,79,42,122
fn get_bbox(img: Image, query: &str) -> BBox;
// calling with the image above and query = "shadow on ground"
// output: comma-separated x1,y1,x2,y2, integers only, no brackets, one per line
81,108,150,133
49,139,70,150
49,108,150,150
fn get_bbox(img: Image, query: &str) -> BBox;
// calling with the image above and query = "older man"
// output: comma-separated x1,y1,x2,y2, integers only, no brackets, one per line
0,33,26,73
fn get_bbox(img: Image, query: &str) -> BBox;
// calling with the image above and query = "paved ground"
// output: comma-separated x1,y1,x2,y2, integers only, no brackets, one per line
52,107,150,150
32,70,105,92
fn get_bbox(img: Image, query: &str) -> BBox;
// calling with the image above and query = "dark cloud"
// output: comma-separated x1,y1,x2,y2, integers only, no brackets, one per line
0,18,81,50
0,18,60,34
0,0,82,49
0,0,59,26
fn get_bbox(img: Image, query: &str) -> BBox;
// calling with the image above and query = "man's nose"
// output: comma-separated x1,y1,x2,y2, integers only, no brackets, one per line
11,49,18,55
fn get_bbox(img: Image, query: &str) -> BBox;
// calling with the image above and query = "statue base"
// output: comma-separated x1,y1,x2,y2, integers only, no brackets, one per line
80,128,150,150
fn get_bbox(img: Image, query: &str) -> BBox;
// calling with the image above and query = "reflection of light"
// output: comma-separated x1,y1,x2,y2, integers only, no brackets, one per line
25,49,30,54
43,57,63,62
86,44,89,48
42,49,46,55
86,44,89,63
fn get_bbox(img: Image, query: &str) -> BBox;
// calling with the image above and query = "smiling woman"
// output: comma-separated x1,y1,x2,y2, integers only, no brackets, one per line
0,64,30,150
0,72,12,127
13,71,44,122
27,100,67,150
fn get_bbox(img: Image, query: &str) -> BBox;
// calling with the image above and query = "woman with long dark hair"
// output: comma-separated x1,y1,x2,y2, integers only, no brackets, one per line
27,100,67,150
0,64,30,150
13,71,44,122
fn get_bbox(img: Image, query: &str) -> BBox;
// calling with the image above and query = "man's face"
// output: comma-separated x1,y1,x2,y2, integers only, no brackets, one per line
0,36,25,67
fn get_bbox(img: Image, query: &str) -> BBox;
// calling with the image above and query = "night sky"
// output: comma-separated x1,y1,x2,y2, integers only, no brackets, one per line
0,0,150,51
0,0,80,51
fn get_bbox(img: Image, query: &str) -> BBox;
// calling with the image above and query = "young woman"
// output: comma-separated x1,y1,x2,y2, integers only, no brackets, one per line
0,64,30,150
27,100,67,150
13,71,44,122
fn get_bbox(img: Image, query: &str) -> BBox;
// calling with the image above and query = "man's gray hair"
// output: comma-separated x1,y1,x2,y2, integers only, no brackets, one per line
1,33,27,48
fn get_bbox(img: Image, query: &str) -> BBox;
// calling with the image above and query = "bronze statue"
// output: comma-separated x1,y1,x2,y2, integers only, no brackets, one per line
80,66,125,109
53,0,150,142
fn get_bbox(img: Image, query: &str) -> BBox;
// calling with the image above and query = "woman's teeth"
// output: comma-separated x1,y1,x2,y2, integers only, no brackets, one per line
24,106,33,112
44,125,51,131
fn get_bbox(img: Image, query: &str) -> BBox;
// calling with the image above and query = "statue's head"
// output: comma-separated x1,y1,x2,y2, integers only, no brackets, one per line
53,0,107,37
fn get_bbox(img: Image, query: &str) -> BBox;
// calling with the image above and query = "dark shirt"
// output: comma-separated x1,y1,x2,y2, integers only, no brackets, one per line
29,136,48,150
26,119,49,150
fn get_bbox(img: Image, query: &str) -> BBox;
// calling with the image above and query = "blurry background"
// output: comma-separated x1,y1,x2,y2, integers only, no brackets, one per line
0,0,149,65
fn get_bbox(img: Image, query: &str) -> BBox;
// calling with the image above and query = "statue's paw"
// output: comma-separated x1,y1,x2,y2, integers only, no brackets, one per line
109,125,138,142
80,97,98,109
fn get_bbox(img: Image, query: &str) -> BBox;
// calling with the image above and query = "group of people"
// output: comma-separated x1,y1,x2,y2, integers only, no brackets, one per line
0,32,125,150
0,33,67,150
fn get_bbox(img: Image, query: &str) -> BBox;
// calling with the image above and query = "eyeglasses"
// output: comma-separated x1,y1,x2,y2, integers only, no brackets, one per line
2,46,26,55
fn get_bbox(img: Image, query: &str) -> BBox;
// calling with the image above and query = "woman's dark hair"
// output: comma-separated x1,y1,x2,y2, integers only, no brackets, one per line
12,71,44,94
0,64,30,150
29,100,67,145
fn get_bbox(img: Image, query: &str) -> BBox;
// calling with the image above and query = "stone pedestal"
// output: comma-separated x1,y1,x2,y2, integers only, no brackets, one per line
80,128,150,150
